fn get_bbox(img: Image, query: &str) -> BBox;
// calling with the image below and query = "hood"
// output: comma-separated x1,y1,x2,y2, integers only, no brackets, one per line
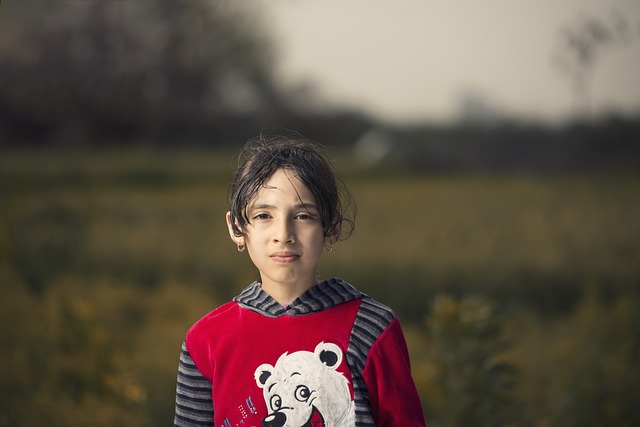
234,277,363,318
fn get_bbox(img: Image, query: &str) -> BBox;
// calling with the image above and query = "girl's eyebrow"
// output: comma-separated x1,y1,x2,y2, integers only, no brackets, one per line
294,202,318,210
249,203,275,210
250,203,318,210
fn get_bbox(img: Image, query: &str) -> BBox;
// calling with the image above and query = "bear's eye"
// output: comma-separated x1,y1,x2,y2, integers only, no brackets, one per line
294,385,311,402
270,394,282,410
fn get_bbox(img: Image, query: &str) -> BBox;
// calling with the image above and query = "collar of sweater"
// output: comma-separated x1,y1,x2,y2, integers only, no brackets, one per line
234,277,363,317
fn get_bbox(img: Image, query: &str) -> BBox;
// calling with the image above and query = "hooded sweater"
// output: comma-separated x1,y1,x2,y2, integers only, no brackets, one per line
173,278,426,427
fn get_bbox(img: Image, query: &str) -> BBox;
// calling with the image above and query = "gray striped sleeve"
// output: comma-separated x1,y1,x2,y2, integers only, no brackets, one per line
347,295,398,426
173,341,214,427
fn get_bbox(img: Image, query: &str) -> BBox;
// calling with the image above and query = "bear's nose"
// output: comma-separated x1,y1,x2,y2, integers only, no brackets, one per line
262,411,286,427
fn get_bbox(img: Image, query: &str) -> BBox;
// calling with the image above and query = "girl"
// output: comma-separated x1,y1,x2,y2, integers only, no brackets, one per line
174,132,426,427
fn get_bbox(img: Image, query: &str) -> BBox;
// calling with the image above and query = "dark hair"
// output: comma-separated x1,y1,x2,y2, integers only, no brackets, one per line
228,131,355,240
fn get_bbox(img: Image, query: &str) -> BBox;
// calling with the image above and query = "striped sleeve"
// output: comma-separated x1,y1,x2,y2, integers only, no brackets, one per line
173,341,214,427
347,296,398,426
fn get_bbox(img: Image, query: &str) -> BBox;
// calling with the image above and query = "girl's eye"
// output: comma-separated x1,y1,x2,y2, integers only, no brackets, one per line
295,212,316,220
254,213,270,220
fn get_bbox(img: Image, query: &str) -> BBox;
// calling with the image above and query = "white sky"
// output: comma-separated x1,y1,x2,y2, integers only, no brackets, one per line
261,0,640,124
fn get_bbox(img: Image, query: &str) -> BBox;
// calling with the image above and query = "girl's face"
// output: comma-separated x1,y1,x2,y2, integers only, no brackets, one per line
227,168,337,299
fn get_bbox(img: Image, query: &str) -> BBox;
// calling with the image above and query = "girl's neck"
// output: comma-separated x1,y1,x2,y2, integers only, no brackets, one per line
260,279,319,306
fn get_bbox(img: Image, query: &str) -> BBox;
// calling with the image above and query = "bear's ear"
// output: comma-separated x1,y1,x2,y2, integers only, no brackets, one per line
314,342,343,369
254,364,274,388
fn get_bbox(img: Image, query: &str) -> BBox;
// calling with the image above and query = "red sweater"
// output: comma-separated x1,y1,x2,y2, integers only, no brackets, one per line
174,278,426,427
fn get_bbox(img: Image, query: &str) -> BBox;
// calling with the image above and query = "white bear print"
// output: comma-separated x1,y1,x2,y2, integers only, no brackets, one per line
254,342,355,427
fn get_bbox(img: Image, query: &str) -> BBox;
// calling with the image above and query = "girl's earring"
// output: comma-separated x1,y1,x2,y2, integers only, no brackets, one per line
237,244,246,253
325,245,333,253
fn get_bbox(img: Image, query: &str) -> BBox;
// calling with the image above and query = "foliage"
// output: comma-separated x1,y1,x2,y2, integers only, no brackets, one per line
0,0,276,143
423,295,515,427
509,288,640,426
0,278,143,426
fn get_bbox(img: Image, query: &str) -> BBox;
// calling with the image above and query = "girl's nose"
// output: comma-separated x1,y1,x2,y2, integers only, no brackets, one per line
274,218,295,243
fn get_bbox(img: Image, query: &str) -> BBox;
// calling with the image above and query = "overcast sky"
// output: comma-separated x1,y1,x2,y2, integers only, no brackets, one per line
260,0,640,124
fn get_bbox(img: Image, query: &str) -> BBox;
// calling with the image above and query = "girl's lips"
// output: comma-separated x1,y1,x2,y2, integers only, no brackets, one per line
270,252,299,263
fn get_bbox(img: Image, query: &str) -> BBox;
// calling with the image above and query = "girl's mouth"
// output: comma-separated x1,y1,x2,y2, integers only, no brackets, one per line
270,252,299,263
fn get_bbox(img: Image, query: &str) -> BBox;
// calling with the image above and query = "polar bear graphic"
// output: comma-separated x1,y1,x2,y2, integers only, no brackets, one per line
254,342,355,427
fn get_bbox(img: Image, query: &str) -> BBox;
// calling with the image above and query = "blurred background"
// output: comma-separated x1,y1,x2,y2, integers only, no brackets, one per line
1,0,639,425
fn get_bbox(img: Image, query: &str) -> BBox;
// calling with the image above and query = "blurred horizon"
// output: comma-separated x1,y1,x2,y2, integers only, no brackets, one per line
1,0,640,150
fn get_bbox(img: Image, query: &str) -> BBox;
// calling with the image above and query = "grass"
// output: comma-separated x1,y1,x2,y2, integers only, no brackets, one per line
1,148,638,426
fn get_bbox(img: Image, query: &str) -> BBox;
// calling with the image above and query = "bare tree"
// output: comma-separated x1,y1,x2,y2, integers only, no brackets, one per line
553,9,636,121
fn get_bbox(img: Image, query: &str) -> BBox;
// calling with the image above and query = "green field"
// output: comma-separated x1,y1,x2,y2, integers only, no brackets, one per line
1,149,639,426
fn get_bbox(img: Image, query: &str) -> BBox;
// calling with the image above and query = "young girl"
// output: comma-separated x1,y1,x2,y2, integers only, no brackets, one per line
174,132,426,427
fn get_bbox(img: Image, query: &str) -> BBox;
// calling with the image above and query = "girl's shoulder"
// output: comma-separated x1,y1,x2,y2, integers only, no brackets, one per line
187,300,239,335
356,292,398,330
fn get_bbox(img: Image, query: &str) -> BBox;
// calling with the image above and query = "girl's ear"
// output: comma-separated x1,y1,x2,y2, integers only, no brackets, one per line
226,211,245,246
325,220,342,247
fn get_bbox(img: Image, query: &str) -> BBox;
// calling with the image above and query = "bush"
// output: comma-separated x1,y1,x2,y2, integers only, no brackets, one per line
422,295,515,427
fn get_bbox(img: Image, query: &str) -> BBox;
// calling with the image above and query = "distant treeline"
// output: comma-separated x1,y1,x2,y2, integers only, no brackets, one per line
383,117,640,173
3,107,639,174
